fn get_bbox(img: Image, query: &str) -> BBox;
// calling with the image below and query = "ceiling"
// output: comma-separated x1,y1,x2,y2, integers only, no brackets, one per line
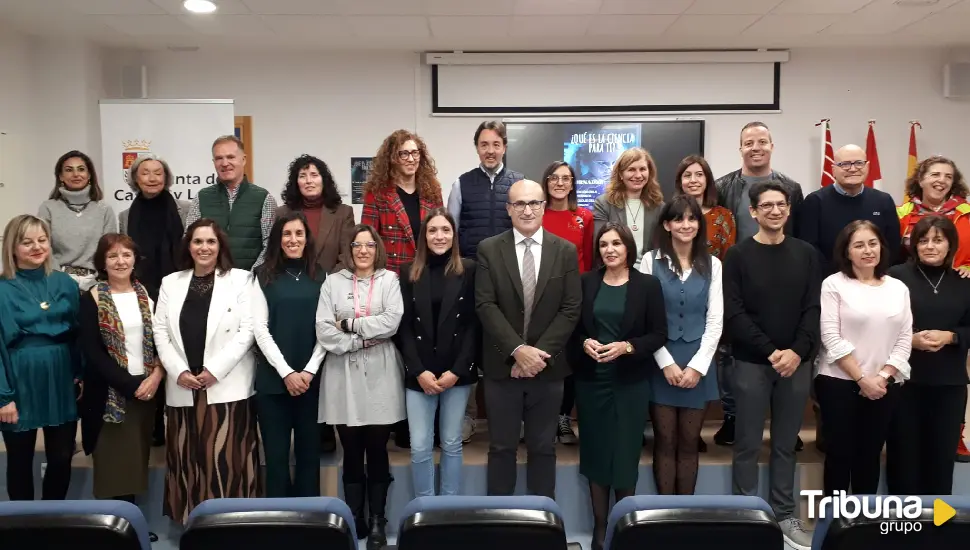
1,0,969,52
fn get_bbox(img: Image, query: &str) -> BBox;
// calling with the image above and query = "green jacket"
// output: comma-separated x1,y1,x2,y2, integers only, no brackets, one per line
198,179,267,270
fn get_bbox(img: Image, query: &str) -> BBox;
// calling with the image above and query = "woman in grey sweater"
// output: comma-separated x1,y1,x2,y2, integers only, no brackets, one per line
38,150,117,291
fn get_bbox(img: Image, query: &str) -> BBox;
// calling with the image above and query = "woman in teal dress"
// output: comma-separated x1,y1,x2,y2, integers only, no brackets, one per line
0,214,82,500
570,222,667,550
638,195,722,496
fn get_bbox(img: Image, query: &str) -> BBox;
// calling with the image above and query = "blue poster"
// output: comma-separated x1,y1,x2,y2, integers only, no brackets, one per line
562,123,641,210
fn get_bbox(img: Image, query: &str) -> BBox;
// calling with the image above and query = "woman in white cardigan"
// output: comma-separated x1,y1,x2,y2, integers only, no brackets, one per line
152,218,260,524
817,220,912,496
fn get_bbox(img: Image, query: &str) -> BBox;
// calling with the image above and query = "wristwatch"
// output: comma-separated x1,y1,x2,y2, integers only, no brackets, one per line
625,342,633,354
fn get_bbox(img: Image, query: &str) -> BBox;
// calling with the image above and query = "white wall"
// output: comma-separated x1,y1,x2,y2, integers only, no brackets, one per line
0,27,33,230
124,47,970,211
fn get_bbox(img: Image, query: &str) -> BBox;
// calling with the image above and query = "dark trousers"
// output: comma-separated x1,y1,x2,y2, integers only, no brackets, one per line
2,421,77,500
255,388,321,497
732,361,811,520
560,375,575,416
483,377,563,499
814,375,899,495
886,383,967,495
337,424,393,484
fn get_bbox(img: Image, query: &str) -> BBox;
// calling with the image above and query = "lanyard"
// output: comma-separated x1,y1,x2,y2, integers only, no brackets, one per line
352,274,376,318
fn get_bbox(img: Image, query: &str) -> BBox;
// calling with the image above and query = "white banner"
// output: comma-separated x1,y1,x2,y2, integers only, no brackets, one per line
99,99,235,215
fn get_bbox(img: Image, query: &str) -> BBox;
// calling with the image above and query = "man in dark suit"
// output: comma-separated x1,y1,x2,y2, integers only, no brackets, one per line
475,179,582,499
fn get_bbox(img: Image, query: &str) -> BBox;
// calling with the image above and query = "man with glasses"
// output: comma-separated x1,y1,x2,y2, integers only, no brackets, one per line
448,121,524,443
475,179,582,499
724,181,820,550
713,121,805,449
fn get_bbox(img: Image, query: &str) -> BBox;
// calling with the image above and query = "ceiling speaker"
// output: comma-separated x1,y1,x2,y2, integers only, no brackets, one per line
944,62,970,98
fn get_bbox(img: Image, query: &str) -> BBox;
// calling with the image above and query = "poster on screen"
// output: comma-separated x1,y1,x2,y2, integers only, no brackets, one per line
99,99,235,214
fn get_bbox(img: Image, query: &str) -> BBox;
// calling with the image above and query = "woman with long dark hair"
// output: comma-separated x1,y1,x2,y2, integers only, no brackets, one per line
38,150,117,291
639,195,722,495
252,211,327,497
399,208,478,497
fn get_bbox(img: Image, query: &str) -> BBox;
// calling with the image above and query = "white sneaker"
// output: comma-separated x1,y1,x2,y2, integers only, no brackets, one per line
778,518,813,550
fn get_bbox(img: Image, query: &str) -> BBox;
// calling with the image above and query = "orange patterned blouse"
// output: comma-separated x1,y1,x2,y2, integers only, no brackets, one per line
704,205,736,260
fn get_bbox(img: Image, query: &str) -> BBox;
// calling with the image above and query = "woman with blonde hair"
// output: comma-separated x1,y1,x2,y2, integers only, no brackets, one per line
592,147,665,270
0,214,82,500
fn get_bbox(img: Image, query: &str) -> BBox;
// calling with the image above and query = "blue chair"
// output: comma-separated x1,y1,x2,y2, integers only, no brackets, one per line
397,496,568,550
810,494,970,550
604,495,781,550
0,499,150,550
180,497,357,550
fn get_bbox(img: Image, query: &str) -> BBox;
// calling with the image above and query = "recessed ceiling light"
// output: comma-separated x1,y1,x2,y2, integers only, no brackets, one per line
183,0,217,14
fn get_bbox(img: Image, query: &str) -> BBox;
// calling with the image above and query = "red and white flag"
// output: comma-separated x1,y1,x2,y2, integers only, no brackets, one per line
816,119,834,187
865,120,882,189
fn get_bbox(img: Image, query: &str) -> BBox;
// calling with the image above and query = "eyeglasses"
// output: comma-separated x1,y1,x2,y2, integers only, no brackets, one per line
547,175,573,184
508,200,546,212
835,160,868,170
351,241,377,249
756,201,789,212
397,150,421,161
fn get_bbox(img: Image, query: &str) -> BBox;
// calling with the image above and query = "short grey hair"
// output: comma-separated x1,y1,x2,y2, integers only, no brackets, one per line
128,154,174,193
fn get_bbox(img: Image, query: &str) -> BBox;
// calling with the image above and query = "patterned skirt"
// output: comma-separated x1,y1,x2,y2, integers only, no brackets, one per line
163,391,262,524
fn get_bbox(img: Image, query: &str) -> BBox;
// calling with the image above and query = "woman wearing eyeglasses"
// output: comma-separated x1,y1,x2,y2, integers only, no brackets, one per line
316,224,404,550
540,160,594,446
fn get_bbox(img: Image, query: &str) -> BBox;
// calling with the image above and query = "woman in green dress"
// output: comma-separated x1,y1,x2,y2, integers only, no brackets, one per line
0,214,82,500
570,222,667,550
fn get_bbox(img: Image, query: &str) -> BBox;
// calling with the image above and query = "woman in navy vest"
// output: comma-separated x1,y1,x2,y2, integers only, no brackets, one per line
639,194,722,495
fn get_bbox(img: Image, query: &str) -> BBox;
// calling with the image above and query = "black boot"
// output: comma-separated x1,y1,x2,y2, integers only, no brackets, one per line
367,478,390,550
343,478,369,540
320,423,337,454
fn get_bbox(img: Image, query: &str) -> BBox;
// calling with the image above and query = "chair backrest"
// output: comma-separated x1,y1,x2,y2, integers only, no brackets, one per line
397,496,568,550
811,495,970,550
0,500,150,550
605,495,781,550
180,497,357,550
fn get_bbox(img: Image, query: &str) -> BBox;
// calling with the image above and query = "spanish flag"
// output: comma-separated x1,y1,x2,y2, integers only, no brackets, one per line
907,121,921,178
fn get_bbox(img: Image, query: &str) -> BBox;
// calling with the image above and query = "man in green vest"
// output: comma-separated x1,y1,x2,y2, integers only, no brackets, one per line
184,135,277,270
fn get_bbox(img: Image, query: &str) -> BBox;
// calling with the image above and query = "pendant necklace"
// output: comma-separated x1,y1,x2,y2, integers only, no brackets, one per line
627,199,643,231
13,277,53,310
916,265,944,294
285,269,303,281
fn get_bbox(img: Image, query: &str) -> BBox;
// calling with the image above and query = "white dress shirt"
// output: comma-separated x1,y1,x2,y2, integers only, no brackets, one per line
113,292,152,377
512,226,544,284
639,250,723,376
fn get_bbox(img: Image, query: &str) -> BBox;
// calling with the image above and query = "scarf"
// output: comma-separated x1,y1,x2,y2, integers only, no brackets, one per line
99,281,158,423
902,196,967,244
128,191,183,301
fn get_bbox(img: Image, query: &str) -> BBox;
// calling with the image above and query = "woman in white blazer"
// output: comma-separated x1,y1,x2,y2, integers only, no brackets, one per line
152,218,261,524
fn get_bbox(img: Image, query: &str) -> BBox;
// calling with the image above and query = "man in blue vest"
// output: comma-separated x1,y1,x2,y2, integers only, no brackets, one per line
448,121,525,443
184,135,277,270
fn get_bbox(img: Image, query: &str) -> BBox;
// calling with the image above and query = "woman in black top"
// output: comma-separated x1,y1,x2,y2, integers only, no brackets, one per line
886,215,970,495
569,222,667,550
398,208,478,498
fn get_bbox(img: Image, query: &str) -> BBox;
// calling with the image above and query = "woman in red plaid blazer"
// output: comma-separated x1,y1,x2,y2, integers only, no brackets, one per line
362,130,444,275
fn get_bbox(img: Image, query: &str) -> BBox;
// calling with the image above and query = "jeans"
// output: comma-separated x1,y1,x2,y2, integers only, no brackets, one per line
406,385,473,497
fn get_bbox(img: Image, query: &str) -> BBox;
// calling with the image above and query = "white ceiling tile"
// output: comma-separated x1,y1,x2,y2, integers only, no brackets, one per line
509,15,590,35
258,15,352,37
664,14,762,34
687,0,783,15
821,1,946,35
513,0,602,16
587,14,677,35
771,0,874,14
346,15,430,38
743,14,835,34
944,0,970,12
862,0,963,14
424,0,515,16
178,14,274,35
61,0,165,15
428,16,511,37
903,10,970,34
599,0,692,14
95,14,197,36
333,0,427,15
152,0,253,15
238,0,341,15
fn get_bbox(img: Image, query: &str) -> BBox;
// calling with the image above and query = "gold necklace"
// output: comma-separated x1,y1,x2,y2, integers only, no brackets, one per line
13,276,53,310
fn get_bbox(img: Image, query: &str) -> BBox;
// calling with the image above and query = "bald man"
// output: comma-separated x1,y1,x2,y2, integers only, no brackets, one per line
475,179,582,498
797,144,900,277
